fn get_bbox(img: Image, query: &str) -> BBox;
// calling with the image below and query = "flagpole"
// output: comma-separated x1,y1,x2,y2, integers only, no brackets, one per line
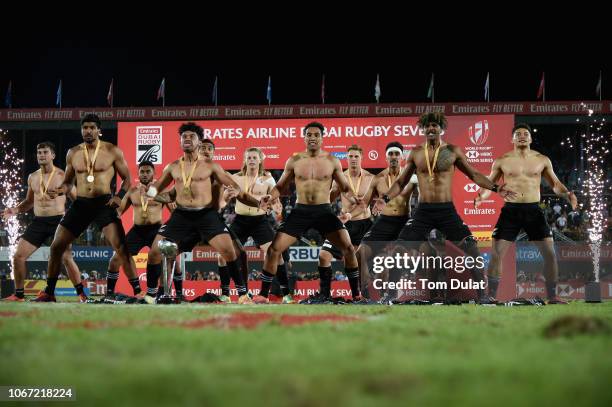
110,79,114,108
431,73,435,104
600,70,602,101
214,76,219,106
322,74,325,104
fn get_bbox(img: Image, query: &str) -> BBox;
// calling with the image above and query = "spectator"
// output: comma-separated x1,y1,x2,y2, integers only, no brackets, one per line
556,214,568,231
85,225,94,246
568,209,580,227
0,228,8,246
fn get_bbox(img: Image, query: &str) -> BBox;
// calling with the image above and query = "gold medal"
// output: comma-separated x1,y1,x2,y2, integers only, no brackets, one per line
180,155,198,197
347,171,363,196
140,192,150,220
39,166,56,197
424,142,441,183
82,140,101,185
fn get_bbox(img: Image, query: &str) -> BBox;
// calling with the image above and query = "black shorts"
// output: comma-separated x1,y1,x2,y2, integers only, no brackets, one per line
126,223,162,256
59,195,120,238
492,202,552,241
277,204,345,239
21,215,63,247
362,215,408,243
398,202,473,244
159,207,229,249
177,213,242,253
322,218,373,259
230,214,274,247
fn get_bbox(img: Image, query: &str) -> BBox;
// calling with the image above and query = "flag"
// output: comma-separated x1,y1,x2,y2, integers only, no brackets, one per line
266,75,272,105
321,74,326,104
56,80,62,108
374,74,381,103
537,72,545,100
4,80,12,108
427,73,435,102
107,78,114,107
157,78,165,101
596,71,602,100
484,72,490,102
212,76,218,106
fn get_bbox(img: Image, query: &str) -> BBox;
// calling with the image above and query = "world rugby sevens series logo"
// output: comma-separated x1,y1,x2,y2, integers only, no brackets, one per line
468,120,489,145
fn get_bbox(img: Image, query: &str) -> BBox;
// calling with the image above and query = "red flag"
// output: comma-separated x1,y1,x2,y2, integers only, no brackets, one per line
537,72,545,100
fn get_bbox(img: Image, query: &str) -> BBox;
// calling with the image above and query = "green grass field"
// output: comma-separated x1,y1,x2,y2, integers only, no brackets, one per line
1,301,611,407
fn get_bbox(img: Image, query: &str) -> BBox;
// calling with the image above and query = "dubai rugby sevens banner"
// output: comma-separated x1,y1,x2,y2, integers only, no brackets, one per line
118,115,514,238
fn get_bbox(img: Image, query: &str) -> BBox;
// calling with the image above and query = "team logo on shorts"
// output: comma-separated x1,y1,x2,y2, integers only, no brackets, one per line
136,126,163,165
468,120,489,146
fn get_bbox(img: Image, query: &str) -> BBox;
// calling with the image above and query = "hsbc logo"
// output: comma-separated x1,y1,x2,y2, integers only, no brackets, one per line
368,150,378,160
468,120,489,145
466,150,479,159
557,284,574,297
464,183,480,192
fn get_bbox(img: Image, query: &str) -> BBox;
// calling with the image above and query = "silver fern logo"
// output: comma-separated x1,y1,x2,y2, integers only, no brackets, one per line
136,126,162,164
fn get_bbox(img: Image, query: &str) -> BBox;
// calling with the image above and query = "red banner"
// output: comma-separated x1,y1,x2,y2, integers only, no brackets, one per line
1,101,609,122
112,275,612,303
118,115,512,236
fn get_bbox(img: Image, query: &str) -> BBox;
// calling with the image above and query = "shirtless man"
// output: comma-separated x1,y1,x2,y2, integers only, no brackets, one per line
355,142,418,303
34,114,140,302
145,122,260,304
156,139,252,303
475,122,576,304
299,145,375,304
223,147,292,302
255,121,364,303
2,142,87,302
108,160,166,303
378,112,516,303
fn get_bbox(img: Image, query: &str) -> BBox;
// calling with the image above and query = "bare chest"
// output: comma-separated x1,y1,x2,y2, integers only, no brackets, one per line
414,146,456,173
502,158,545,178
72,149,114,173
294,158,334,182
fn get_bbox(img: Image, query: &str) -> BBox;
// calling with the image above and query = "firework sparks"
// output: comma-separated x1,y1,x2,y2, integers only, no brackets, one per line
577,103,610,282
0,129,25,279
